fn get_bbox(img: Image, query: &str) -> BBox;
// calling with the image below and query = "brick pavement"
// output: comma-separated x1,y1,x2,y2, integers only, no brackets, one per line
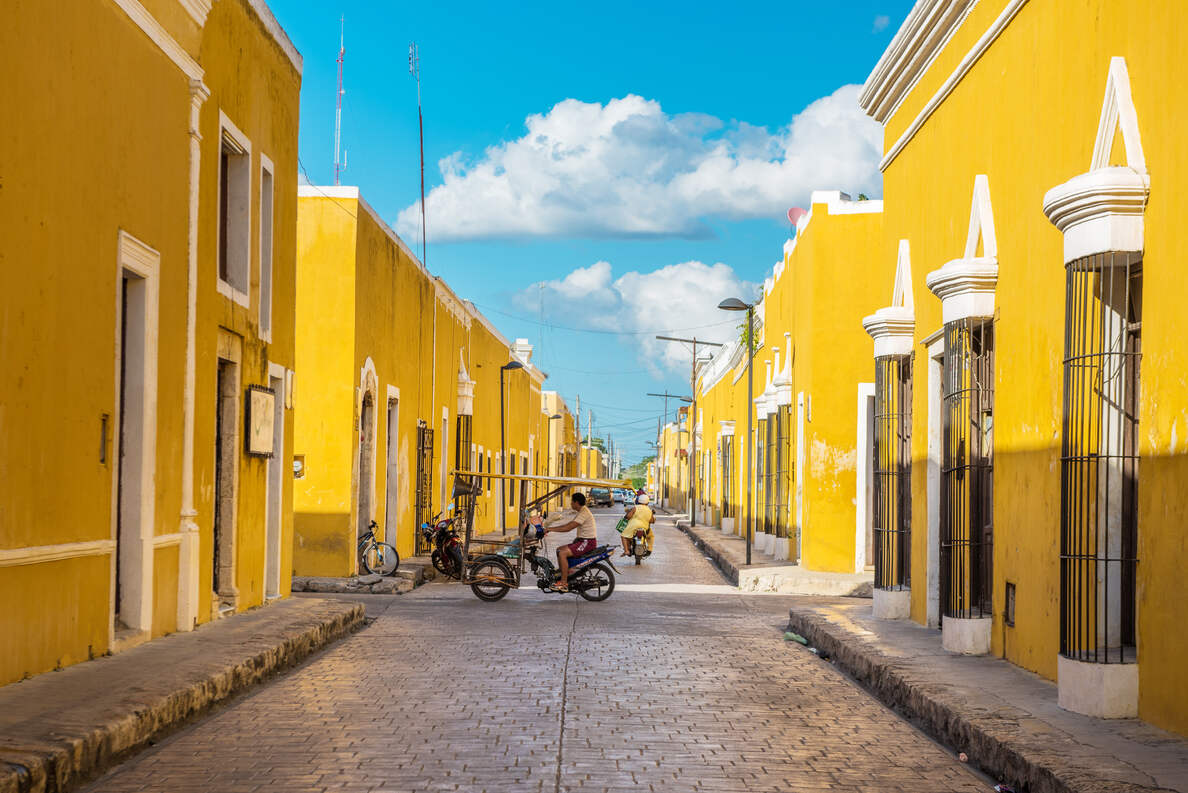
82,512,989,793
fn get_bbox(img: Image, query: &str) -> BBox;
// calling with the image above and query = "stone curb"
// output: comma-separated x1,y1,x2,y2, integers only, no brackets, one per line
675,520,739,585
292,557,438,595
785,606,1172,793
0,599,364,793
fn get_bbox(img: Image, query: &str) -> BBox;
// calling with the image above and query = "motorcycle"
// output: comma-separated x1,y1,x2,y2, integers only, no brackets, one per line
420,502,464,580
468,523,618,602
615,514,652,566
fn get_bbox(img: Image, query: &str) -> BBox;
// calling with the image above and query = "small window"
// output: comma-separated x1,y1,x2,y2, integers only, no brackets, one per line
259,158,275,339
217,121,251,305
509,454,517,506
486,453,492,495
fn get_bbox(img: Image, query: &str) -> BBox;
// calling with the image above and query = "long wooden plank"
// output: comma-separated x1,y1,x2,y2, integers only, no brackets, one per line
450,469,628,489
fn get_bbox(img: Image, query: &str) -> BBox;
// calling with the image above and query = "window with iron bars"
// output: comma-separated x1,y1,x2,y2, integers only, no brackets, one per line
941,319,994,620
772,405,792,539
414,421,435,555
1060,253,1141,664
720,436,734,518
873,354,912,590
453,414,473,542
765,416,778,536
755,417,767,534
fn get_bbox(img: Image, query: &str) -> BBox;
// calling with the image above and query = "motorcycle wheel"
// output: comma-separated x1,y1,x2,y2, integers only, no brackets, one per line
447,545,464,580
634,543,644,566
431,549,449,576
469,555,513,601
576,563,615,602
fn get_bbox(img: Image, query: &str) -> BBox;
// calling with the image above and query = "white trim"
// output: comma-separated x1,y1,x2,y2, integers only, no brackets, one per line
383,385,401,546
860,0,979,123
925,338,944,628
111,0,203,80
795,391,806,562
264,362,287,599
856,383,876,573
153,532,185,548
245,0,304,74
177,0,212,26
878,0,1029,171
112,231,161,636
0,540,116,567
355,358,380,548
258,153,275,343
926,175,999,323
863,240,916,357
216,111,252,309
1043,58,1150,262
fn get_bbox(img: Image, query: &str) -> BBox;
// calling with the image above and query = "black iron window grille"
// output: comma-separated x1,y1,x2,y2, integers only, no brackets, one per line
414,420,435,555
941,319,994,620
1060,253,1141,664
755,417,766,533
454,414,473,541
721,435,734,518
873,354,912,590
773,405,792,539
765,414,778,536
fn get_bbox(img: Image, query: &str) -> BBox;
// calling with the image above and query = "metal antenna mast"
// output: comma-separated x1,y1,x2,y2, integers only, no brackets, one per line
409,42,426,265
333,17,347,185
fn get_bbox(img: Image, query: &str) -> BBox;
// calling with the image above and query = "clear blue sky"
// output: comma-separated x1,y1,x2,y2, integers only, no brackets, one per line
270,0,912,465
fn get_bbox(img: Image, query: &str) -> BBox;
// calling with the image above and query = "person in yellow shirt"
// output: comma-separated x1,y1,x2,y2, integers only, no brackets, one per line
619,492,655,557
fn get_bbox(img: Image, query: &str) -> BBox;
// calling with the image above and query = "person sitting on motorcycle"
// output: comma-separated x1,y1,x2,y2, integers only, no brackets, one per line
619,493,655,557
541,491,598,592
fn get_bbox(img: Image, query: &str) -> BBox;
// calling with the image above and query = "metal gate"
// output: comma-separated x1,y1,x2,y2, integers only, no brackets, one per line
940,319,993,619
414,420,434,555
720,435,734,519
1060,253,1141,663
873,354,912,590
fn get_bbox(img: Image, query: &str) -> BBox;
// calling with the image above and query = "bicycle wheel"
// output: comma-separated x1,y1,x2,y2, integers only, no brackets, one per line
469,555,513,601
363,542,400,576
576,563,615,602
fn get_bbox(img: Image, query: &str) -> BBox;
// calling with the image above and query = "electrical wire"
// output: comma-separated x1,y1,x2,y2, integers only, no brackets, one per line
470,301,737,337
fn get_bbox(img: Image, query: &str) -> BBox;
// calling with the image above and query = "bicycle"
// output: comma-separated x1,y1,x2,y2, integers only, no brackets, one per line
358,520,400,576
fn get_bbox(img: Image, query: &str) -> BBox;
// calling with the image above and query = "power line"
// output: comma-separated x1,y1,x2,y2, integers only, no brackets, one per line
470,302,737,337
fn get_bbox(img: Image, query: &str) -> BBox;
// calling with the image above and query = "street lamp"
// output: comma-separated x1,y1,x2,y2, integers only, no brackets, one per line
718,297,754,565
500,360,523,530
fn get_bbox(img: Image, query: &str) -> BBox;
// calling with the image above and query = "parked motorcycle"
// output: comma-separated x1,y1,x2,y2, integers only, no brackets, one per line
420,502,464,580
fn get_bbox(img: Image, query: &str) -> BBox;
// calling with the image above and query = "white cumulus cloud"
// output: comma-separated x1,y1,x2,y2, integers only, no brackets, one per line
396,85,881,242
518,259,758,374
873,14,892,32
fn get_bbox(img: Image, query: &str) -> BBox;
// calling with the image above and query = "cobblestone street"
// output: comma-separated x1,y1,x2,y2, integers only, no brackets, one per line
84,512,988,793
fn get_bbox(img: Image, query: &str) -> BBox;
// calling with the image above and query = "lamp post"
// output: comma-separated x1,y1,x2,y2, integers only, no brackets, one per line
500,360,523,531
718,297,754,566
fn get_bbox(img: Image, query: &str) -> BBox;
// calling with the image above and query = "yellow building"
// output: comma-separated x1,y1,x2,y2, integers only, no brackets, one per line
293,188,558,575
855,0,1188,733
693,192,886,575
0,0,301,685
542,391,579,510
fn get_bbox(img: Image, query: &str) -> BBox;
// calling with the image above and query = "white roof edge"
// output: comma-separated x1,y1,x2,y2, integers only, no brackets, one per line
859,0,977,122
246,0,303,74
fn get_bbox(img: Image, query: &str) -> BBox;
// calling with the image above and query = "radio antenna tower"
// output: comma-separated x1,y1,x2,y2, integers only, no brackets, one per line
409,41,426,265
333,17,347,185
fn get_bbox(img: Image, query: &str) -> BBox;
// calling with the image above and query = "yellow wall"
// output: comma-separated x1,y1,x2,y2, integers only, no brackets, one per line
878,0,1187,735
0,0,299,685
294,190,564,574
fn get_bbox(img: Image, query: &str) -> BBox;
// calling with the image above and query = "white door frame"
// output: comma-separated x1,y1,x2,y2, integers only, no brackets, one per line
384,385,401,546
110,231,160,638
855,383,875,573
926,336,945,628
263,362,286,599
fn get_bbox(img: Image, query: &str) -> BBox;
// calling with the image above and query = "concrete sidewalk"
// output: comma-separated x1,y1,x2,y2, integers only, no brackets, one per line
786,597,1188,793
674,518,873,596
0,597,363,793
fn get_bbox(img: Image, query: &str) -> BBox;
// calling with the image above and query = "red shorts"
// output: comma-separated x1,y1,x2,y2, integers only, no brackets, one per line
564,538,596,556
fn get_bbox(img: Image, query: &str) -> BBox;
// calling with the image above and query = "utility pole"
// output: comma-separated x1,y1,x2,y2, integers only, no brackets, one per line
575,395,581,478
408,42,426,265
333,18,346,185
648,391,692,509
656,336,722,525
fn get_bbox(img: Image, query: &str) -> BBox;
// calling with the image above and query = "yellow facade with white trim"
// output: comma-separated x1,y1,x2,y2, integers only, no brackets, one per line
293,189,561,575
0,0,300,686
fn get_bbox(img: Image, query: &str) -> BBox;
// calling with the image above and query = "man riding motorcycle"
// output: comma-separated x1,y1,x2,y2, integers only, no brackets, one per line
618,492,655,558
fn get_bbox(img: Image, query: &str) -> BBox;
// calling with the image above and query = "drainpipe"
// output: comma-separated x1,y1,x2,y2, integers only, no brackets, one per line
178,79,209,633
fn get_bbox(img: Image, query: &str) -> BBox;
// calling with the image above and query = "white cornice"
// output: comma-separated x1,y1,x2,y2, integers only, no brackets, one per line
246,0,303,74
112,0,203,80
926,257,998,323
860,0,978,123
877,0,1028,171
1043,168,1149,262
862,307,916,357
178,0,211,26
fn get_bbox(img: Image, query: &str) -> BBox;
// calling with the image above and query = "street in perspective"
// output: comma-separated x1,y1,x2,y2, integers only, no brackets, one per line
4,1,1188,792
